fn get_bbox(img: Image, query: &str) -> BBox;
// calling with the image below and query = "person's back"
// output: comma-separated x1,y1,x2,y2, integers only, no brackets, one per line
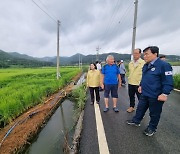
119,63,126,74
119,60,126,84
96,62,102,71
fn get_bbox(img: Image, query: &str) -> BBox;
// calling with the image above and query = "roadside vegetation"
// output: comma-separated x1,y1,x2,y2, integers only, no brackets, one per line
69,84,87,113
169,61,180,66
0,67,80,127
173,74,180,90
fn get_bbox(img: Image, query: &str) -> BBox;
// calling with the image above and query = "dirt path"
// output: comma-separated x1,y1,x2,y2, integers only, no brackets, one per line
0,73,82,154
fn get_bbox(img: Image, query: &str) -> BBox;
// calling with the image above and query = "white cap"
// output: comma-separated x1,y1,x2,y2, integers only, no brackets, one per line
121,60,123,62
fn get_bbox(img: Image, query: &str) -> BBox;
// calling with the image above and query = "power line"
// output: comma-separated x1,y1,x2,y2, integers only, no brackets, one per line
103,0,121,37
100,5,133,52
37,0,59,20
102,0,122,42
101,0,132,47
31,0,61,79
31,0,57,23
101,1,133,51
31,0,78,53
61,25,78,52
112,3,134,35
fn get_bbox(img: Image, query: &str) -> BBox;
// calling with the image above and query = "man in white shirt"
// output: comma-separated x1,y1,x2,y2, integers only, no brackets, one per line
96,61,102,71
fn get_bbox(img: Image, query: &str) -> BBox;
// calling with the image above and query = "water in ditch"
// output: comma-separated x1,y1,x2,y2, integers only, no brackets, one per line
25,73,86,154
25,99,75,154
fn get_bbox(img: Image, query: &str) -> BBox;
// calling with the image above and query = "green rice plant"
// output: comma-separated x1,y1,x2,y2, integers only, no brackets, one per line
0,67,80,127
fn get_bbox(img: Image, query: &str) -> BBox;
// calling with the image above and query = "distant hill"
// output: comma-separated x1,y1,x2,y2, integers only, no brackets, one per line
8,52,35,60
42,52,180,65
0,49,180,67
39,53,131,65
0,50,54,68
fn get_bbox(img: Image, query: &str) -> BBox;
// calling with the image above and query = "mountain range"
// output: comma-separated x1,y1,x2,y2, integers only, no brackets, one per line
0,50,54,68
0,49,180,68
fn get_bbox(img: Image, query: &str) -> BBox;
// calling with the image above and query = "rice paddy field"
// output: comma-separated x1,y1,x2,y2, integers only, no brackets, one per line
0,67,81,126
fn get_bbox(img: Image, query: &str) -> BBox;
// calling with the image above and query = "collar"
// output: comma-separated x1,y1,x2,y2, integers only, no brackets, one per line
150,57,158,65
132,58,143,63
145,57,160,69
107,63,115,66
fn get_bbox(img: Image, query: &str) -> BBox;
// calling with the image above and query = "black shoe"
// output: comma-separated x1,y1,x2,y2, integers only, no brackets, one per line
126,120,140,126
113,107,119,112
144,127,156,136
103,107,109,112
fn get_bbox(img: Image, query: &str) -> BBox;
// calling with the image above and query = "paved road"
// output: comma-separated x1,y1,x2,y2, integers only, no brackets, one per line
80,85,180,154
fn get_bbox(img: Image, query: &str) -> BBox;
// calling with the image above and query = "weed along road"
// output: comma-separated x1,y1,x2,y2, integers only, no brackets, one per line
80,86,180,154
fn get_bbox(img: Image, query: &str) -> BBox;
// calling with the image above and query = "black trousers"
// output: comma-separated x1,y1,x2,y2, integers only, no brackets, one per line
128,84,140,107
89,87,100,103
120,74,126,84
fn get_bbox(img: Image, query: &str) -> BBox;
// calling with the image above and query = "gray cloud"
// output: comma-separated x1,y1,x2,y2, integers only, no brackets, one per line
0,0,180,57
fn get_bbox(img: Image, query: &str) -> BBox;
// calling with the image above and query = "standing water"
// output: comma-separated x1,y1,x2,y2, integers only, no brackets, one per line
76,73,86,85
25,73,86,154
26,100,75,154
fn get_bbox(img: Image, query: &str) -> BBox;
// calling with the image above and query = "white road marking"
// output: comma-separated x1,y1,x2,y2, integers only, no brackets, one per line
94,102,110,154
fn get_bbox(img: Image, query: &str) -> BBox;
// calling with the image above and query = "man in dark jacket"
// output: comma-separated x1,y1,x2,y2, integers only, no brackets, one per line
127,46,173,136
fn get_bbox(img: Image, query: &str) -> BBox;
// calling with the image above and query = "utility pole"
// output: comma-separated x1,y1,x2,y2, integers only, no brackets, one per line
57,20,60,79
96,46,100,61
131,0,138,59
79,53,80,69
80,55,82,69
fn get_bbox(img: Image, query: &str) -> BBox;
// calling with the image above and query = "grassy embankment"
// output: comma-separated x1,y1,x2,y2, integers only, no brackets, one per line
173,74,180,90
69,67,88,118
0,67,81,127
169,61,180,66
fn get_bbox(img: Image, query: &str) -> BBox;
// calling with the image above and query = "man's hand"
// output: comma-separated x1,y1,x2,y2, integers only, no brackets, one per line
158,94,167,102
118,83,122,88
101,83,104,90
138,86,142,93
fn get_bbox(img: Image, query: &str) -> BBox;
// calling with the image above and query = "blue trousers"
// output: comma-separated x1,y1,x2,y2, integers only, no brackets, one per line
132,95,164,131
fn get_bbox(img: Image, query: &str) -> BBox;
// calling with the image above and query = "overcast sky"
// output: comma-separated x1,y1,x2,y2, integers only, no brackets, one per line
0,0,180,57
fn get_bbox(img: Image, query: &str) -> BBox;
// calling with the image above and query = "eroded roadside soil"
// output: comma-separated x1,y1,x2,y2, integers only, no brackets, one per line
0,73,82,154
